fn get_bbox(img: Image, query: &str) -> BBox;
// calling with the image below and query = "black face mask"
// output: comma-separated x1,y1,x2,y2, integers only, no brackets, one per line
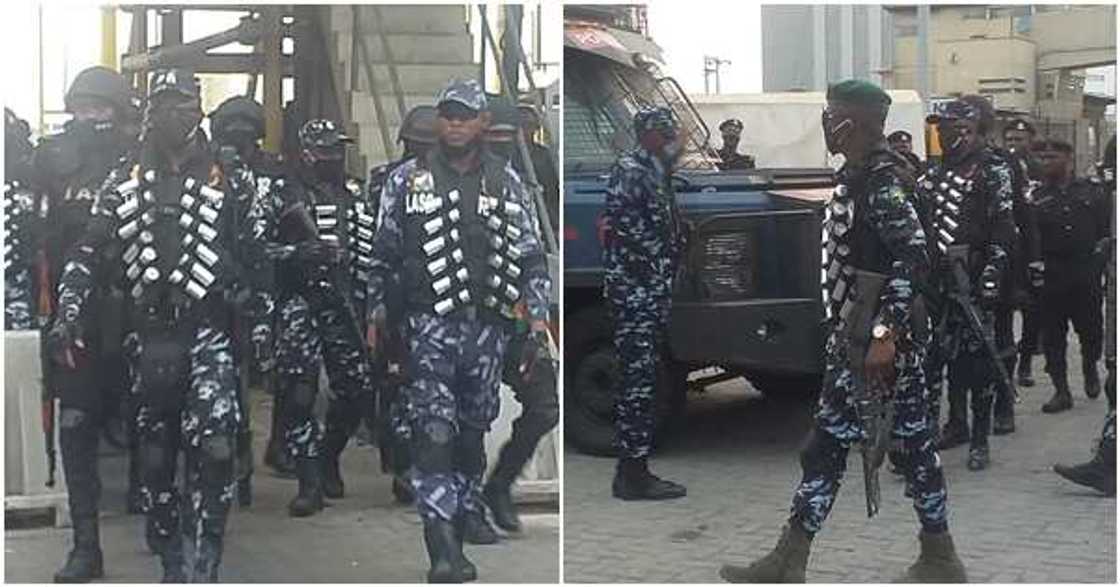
148,109,201,149
487,141,515,163
216,130,259,160
65,118,118,146
312,159,345,183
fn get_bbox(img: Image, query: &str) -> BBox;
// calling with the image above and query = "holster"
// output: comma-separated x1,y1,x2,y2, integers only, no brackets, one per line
138,329,191,415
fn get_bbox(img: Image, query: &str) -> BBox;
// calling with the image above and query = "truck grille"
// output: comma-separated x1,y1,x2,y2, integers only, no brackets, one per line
698,231,758,299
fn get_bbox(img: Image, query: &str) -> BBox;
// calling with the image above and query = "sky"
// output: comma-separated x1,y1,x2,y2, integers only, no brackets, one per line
647,1,764,95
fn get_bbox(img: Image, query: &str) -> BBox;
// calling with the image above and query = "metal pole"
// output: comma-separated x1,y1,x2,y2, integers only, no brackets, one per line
917,5,931,99
370,4,407,121
101,6,117,69
812,5,827,90
262,7,282,153
354,5,396,161
477,4,557,253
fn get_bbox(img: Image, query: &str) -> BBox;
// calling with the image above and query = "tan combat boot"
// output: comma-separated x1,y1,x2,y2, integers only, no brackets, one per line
719,524,812,583
899,530,967,583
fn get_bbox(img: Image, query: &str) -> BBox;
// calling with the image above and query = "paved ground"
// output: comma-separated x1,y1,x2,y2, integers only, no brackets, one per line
6,390,559,583
564,340,1116,583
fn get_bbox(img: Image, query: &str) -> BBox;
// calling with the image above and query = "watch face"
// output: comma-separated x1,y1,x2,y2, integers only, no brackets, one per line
872,324,889,339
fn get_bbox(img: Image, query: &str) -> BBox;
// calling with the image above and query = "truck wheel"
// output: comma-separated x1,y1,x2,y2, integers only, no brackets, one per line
565,304,683,457
746,372,821,402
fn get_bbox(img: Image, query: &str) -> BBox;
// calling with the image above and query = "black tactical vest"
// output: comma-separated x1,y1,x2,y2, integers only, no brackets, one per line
307,179,377,310
107,162,233,318
401,154,526,322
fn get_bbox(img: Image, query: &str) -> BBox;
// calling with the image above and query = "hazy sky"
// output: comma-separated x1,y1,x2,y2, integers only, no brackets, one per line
647,1,764,95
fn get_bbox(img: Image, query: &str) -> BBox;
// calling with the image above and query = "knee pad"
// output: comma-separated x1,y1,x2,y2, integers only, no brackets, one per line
411,418,454,474
799,428,845,477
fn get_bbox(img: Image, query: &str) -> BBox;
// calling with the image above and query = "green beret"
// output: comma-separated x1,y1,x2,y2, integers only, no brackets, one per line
827,79,891,112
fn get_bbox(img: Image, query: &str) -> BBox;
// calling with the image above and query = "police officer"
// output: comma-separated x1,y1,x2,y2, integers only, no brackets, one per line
48,68,244,582
4,108,41,332
921,97,1016,471
720,80,964,583
366,78,551,582
34,66,139,583
1053,135,1116,495
368,105,439,505
715,118,756,171
472,96,561,539
369,105,439,213
246,118,375,516
209,95,289,504
516,104,560,233
887,129,923,175
603,106,687,501
1032,137,1110,413
1002,119,1045,390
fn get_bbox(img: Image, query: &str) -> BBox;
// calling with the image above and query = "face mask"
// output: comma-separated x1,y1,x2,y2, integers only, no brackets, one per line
65,118,116,145
823,117,853,156
312,159,345,183
488,141,515,163
218,130,260,160
149,108,201,149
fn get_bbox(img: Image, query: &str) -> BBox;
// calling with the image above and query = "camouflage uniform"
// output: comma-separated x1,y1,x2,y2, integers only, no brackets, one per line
602,110,683,460
50,69,244,581
795,149,946,533
917,111,1016,465
4,108,40,331
367,81,551,533
242,121,374,474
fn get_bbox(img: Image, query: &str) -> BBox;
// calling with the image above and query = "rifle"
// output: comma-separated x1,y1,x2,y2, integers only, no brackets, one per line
843,269,894,518
943,245,1018,402
36,248,57,488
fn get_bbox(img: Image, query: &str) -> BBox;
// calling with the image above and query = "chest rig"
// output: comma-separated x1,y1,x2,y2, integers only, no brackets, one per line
404,166,525,319
821,183,857,329
308,181,376,303
112,168,228,307
918,166,974,256
4,180,37,273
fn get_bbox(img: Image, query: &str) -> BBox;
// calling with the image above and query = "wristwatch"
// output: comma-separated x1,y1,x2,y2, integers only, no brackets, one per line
871,323,892,341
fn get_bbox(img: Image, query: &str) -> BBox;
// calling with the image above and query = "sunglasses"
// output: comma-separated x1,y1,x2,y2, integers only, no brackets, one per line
438,102,481,122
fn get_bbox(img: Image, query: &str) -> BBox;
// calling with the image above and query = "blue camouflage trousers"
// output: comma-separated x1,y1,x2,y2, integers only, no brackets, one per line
403,312,508,522
130,325,241,579
791,330,948,535
4,267,34,330
607,287,670,459
274,292,372,459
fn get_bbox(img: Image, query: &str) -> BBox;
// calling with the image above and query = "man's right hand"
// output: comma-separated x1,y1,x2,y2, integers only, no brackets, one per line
47,320,85,369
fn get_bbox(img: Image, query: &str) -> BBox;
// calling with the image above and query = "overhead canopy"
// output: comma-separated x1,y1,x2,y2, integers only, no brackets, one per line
564,23,664,68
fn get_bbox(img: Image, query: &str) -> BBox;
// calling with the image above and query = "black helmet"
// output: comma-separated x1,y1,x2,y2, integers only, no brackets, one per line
486,97,518,134
299,119,353,151
399,105,437,144
65,66,132,115
210,96,265,139
5,107,31,144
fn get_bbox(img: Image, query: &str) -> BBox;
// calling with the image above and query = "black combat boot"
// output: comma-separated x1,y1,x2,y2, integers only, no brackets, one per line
720,523,813,582
53,518,104,583
1084,359,1102,400
1054,435,1116,496
392,475,415,504
461,508,499,545
612,458,687,501
264,395,296,478
938,388,970,450
1018,353,1036,387
423,518,473,583
482,479,521,533
321,420,351,499
968,389,994,471
237,476,252,508
898,530,967,582
1042,373,1074,414
288,456,325,517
